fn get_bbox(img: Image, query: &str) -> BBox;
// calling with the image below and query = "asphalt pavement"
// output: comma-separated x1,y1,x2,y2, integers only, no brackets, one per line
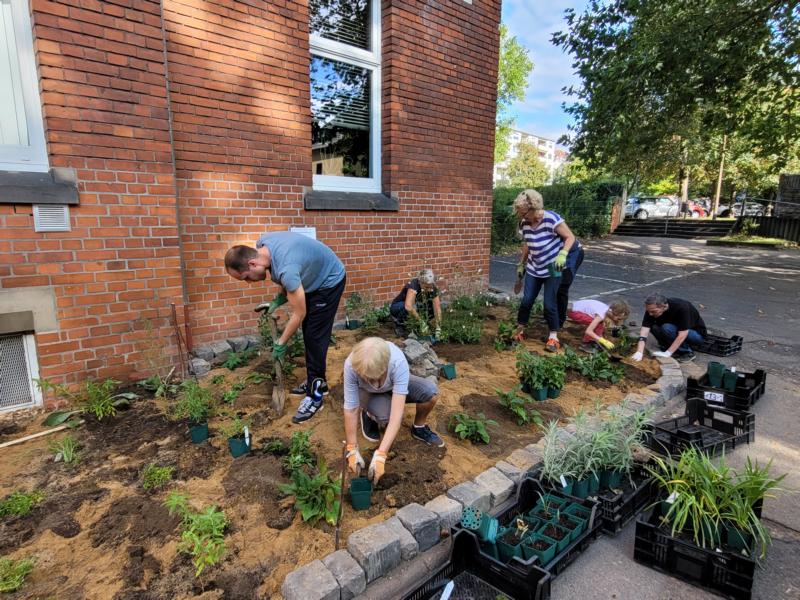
490,235,800,600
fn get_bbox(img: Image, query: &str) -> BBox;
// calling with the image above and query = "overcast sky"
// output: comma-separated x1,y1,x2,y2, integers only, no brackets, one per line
501,0,589,146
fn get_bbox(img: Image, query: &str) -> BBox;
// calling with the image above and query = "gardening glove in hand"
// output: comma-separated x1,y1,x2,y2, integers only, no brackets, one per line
651,350,672,358
268,293,287,314
272,342,288,364
516,262,525,280
434,326,442,339
368,450,387,484
597,337,615,351
553,250,568,271
631,351,643,362
346,444,365,476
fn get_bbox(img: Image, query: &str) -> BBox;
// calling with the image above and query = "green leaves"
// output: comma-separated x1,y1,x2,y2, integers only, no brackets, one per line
0,556,35,593
164,492,228,577
37,377,139,425
448,412,498,444
496,24,534,163
496,386,543,427
222,347,258,371
0,490,45,518
142,464,174,491
505,143,550,188
281,430,315,475
49,434,80,466
172,380,213,423
279,458,341,526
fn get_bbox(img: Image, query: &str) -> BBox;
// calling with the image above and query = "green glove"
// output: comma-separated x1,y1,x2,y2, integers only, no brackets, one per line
272,342,288,363
516,262,525,280
434,326,442,338
419,322,431,336
553,250,568,271
268,293,287,314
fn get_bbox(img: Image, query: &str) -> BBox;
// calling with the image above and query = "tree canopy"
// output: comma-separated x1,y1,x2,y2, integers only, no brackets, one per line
505,142,550,187
496,25,534,163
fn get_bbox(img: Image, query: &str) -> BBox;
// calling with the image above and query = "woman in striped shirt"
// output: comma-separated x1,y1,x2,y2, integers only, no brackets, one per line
512,189,584,352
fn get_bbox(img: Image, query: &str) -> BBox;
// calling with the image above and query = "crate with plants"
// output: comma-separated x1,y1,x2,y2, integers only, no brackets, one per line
646,398,754,458
686,361,766,411
634,448,785,599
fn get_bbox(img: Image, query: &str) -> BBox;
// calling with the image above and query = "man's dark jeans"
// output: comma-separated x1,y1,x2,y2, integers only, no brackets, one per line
558,245,584,328
651,322,705,354
302,276,346,387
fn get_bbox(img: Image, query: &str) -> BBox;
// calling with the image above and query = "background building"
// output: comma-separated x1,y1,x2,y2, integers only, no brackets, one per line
493,129,569,185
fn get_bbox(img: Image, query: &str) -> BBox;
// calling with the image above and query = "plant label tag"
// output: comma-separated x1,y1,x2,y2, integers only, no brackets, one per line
704,391,724,403
666,491,678,504
559,475,568,487
730,367,736,373
244,426,250,446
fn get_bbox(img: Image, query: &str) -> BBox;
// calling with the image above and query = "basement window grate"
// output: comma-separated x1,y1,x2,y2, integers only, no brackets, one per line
0,333,42,412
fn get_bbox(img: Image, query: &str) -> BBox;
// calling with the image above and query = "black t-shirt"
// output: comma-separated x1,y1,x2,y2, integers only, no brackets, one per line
392,278,439,305
642,297,707,336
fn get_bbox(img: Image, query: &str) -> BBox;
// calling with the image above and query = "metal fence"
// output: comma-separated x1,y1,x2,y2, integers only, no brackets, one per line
737,215,800,243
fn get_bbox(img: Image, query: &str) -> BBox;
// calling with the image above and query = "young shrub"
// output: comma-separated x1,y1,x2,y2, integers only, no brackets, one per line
164,492,228,577
49,434,80,465
515,346,545,390
448,412,497,444
138,374,179,399
219,415,251,440
222,347,259,371
172,381,213,423
540,356,566,390
496,387,543,427
142,464,175,491
0,490,45,518
439,309,483,344
281,430,315,474
494,321,517,351
279,458,341,526
0,556,35,593
37,378,139,425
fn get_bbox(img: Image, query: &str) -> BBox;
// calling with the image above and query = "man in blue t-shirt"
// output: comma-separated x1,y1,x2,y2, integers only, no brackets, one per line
224,232,346,423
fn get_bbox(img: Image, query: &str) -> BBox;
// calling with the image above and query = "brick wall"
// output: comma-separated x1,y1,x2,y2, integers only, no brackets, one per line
1,0,500,398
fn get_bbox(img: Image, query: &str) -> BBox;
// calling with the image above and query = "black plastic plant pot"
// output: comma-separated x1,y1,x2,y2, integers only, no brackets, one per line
538,522,571,553
189,421,209,444
587,473,600,495
349,477,373,510
521,533,557,564
440,363,457,380
571,477,590,499
346,319,361,330
547,386,561,399
228,435,251,458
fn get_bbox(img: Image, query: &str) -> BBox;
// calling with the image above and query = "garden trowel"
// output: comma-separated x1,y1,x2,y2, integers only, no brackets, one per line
254,303,287,416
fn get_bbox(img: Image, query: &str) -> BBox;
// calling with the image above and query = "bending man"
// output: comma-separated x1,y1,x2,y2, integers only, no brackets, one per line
631,293,706,363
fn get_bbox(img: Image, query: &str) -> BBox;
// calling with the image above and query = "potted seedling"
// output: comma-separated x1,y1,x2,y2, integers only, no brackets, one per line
537,520,571,553
496,516,534,562
520,530,557,565
540,421,575,494
221,416,252,458
345,292,367,330
540,356,566,399
515,347,548,401
173,380,213,443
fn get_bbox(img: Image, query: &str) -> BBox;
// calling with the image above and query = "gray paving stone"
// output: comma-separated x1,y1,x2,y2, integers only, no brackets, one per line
323,550,365,600
446,481,491,512
473,467,514,507
209,340,232,364
396,503,440,552
347,522,402,583
384,516,419,560
227,335,249,352
505,448,539,472
282,559,340,600
424,495,463,531
188,357,210,377
495,460,523,484
244,333,263,348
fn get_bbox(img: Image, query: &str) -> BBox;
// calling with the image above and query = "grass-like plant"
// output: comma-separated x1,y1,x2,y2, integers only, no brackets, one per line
164,492,228,577
49,434,80,465
0,490,45,518
172,380,213,423
0,556,35,593
279,458,341,525
37,378,139,425
281,430,315,474
540,421,574,483
219,415,251,439
496,387,543,427
448,412,497,444
142,464,175,491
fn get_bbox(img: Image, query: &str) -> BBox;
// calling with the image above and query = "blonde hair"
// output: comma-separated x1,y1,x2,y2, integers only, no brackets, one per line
605,300,630,329
349,337,391,380
513,189,544,216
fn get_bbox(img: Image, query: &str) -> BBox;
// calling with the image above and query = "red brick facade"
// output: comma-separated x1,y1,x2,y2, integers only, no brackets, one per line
0,0,500,399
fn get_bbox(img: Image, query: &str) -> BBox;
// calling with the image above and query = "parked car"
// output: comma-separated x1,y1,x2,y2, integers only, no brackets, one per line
625,196,680,220
716,202,765,218
685,199,709,218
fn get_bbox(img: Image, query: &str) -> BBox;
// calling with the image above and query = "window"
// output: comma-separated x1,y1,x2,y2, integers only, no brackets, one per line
0,333,42,412
309,0,380,193
0,0,47,172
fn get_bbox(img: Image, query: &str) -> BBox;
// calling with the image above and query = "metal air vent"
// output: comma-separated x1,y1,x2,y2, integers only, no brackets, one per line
33,204,70,232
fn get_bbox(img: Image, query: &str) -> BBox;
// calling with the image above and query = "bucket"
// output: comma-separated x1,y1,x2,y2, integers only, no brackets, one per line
349,477,373,510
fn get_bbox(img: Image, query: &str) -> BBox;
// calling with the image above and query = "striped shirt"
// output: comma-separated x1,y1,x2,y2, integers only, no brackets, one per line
519,210,564,277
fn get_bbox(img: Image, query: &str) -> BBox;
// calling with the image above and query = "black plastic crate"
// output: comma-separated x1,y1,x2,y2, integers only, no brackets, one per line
646,398,755,457
633,504,757,599
594,463,656,535
696,333,743,357
686,369,766,411
403,530,551,600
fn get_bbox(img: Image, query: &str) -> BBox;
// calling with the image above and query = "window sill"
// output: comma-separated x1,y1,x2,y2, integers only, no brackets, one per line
304,190,398,211
0,168,79,205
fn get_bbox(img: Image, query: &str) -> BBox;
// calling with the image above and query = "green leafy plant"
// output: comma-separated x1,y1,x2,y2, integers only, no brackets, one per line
245,371,270,385
219,415,251,439
49,434,80,465
515,346,546,390
361,303,391,334
540,355,566,390
496,387,543,427
138,374,179,399
448,412,497,444
142,464,175,491
404,312,431,337
209,374,226,385
0,490,45,518
0,556,35,593
279,458,341,525
172,380,213,423
345,291,370,320
263,438,286,455
439,308,483,344
494,321,517,351
560,347,624,383
222,347,259,371
281,430,315,474
37,378,140,425
164,492,228,577
220,379,247,405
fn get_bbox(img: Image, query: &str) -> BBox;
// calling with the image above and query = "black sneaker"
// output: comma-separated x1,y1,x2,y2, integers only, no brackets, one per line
290,380,329,396
411,424,445,448
360,411,381,443
674,351,696,363
292,378,326,424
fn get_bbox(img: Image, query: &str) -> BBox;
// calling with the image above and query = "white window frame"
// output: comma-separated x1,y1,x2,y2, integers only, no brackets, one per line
0,0,48,172
310,1,381,193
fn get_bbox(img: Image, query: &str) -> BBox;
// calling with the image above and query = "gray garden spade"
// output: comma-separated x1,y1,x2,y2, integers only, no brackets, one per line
254,303,286,415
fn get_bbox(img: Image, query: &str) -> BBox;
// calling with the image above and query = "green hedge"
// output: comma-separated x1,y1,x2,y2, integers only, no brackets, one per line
492,181,624,253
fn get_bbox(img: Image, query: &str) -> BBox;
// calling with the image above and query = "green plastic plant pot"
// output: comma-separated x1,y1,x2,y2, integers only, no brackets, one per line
603,469,622,490
349,477,373,510
189,422,209,444
532,387,548,401
565,503,591,522
588,472,600,494
559,513,586,542
228,436,251,458
536,493,567,511
722,370,738,392
521,533,557,565
480,540,499,560
418,335,436,343
477,513,499,543
496,526,528,563
538,522,571,553
571,477,590,499
599,469,611,488
440,363,457,380
547,387,561,399
725,524,752,552
531,507,558,524
346,320,361,330
547,263,562,279
707,361,726,387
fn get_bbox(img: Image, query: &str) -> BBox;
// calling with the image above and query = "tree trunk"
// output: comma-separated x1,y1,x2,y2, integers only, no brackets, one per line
711,135,727,220
679,144,689,205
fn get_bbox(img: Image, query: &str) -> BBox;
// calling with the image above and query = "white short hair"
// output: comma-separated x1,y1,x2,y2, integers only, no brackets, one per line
349,337,391,380
419,268,435,286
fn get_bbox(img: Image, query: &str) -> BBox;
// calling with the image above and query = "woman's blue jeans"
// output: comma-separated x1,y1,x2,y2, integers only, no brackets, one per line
517,273,560,331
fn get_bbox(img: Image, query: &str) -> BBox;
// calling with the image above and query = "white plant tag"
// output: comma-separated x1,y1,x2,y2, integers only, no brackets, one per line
730,367,737,373
560,475,568,487
244,426,250,447
704,391,724,403
666,491,678,504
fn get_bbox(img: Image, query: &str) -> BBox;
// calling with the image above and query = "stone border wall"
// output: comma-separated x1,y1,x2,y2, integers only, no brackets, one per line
280,356,685,600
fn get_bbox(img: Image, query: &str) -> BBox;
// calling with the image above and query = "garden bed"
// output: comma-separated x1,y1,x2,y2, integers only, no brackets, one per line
0,305,660,599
